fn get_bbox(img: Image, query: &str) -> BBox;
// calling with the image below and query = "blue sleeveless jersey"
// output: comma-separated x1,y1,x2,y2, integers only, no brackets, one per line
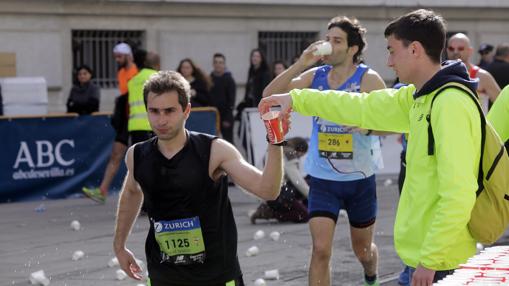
305,64,383,181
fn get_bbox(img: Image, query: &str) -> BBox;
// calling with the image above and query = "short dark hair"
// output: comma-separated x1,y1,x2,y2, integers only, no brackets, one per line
495,43,509,58
213,53,225,60
384,9,446,64
327,16,367,64
143,71,190,111
76,64,94,78
288,137,308,154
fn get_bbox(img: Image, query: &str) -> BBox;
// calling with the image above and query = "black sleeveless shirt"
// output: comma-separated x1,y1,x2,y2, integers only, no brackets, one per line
134,131,241,285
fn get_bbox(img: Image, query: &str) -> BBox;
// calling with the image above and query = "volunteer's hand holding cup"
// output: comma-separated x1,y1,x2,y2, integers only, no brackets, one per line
258,93,293,144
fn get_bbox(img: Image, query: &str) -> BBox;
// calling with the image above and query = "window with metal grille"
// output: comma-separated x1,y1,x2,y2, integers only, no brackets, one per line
72,30,144,88
258,31,319,66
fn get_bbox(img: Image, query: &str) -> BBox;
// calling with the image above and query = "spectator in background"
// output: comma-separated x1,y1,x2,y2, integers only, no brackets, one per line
235,49,271,155
210,53,236,143
239,48,271,109
487,43,509,89
447,33,500,111
82,42,139,203
272,60,288,78
0,83,3,116
478,43,494,70
177,58,213,107
127,51,159,144
66,65,100,115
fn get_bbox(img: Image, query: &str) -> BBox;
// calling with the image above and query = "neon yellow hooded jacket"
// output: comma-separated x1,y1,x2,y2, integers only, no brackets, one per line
290,62,481,270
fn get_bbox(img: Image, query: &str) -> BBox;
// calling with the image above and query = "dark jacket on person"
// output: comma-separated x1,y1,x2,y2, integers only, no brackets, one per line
243,67,271,107
486,59,509,89
210,71,236,122
190,79,211,107
66,82,100,115
0,83,3,116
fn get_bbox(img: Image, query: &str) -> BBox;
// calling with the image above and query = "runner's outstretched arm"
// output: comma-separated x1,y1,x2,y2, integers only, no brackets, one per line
113,146,143,281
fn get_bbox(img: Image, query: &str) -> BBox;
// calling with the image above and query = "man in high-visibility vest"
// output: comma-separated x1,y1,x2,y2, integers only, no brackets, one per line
128,51,160,145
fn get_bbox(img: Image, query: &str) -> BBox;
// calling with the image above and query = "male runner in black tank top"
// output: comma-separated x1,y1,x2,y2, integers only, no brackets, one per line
113,71,287,286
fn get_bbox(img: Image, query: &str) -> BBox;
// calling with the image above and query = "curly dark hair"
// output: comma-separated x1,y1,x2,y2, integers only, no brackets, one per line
327,16,367,64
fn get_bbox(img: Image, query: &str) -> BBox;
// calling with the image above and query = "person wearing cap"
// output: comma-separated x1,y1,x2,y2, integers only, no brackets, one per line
262,16,386,286
114,42,139,95
82,42,139,203
487,43,509,89
447,33,500,112
478,43,494,70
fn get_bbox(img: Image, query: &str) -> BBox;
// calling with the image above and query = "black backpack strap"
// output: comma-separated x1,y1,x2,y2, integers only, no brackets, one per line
426,84,486,196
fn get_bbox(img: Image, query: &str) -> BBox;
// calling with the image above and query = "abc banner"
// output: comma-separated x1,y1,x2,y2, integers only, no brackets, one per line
0,115,125,202
0,108,218,203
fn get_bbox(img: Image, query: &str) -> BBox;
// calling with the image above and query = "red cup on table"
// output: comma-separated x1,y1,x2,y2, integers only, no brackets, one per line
262,110,284,144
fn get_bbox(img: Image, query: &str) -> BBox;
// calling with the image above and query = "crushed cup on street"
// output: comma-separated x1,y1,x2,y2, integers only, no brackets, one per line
254,278,267,286
70,220,80,231
108,257,119,267
264,269,280,280
477,243,484,252
29,270,50,286
246,245,260,257
72,250,85,261
116,269,127,280
269,231,280,241
253,230,265,240
262,111,284,144
312,41,332,57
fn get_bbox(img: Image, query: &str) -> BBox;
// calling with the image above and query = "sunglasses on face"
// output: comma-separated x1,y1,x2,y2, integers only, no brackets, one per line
447,46,465,52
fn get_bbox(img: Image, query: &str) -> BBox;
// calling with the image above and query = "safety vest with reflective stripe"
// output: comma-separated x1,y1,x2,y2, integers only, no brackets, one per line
128,68,157,132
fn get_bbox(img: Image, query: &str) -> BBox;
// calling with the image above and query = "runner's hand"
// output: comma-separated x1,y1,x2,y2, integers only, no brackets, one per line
258,93,293,118
411,264,435,286
298,41,327,67
116,248,143,280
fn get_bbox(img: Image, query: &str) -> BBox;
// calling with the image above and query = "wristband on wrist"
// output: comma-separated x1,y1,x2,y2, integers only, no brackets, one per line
266,135,287,146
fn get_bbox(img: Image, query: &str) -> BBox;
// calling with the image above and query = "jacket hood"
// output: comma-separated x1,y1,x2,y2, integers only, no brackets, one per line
414,60,478,99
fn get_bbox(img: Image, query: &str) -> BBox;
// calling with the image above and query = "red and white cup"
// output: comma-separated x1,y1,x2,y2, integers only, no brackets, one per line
262,111,284,144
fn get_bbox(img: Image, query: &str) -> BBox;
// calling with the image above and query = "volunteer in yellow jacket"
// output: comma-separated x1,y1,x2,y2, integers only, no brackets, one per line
260,9,481,286
487,85,509,150
128,51,160,145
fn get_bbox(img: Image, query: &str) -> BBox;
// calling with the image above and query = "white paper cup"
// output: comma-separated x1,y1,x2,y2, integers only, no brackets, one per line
254,278,267,286
108,257,119,267
313,42,332,56
70,220,80,231
253,230,265,240
29,270,50,286
116,269,127,280
264,269,280,280
269,231,280,241
246,246,260,257
72,250,85,261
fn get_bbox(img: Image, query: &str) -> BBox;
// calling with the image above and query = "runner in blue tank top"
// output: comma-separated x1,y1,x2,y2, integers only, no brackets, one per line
262,16,388,286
